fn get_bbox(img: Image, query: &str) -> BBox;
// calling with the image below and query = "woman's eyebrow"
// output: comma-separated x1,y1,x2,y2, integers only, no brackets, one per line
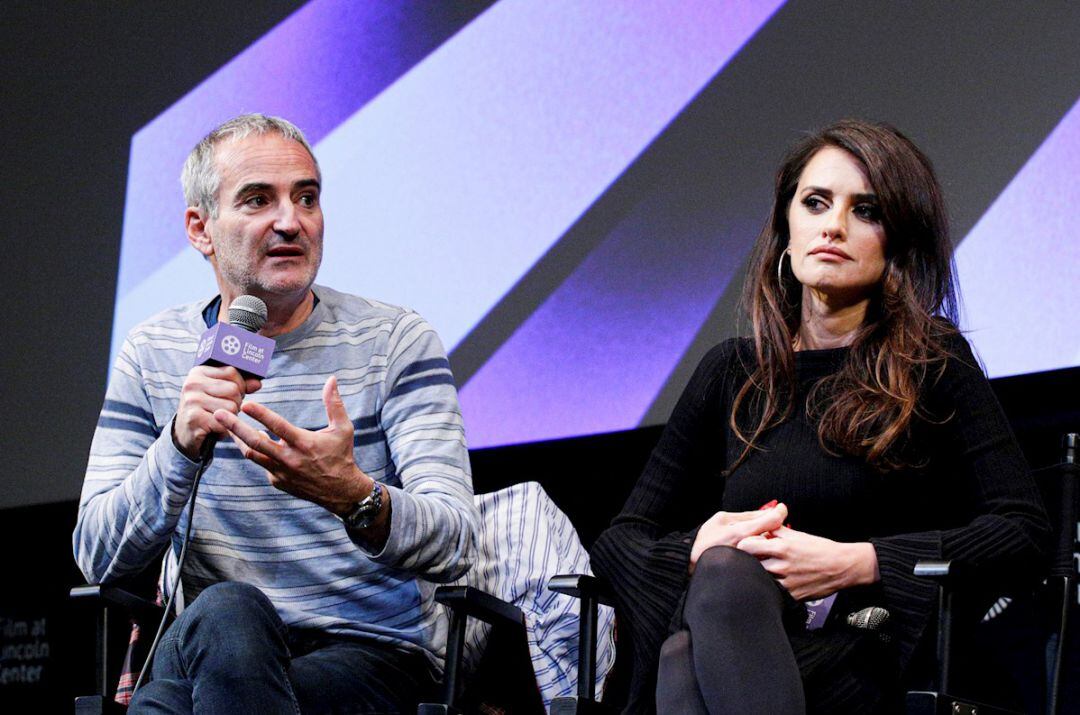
800,186,878,202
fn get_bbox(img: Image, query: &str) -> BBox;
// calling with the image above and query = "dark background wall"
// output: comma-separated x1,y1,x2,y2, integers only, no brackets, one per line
3,0,306,509
1,2,305,707
2,1,1078,710
5,1,1079,513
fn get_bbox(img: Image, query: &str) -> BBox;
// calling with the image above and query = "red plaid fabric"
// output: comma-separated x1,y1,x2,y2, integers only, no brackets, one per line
114,588,163,705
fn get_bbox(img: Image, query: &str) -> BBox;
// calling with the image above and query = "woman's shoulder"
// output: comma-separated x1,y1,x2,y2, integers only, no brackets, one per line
696,337,754,376
923,319,991,400
706,335,748,356
928,319,981,369
677,338,754,405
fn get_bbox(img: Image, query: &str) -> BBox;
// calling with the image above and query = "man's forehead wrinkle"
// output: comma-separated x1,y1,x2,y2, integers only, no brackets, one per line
214,135,320,192
217,156,320,202
233,181,273,196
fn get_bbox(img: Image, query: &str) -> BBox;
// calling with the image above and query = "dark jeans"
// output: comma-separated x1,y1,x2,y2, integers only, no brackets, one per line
129,582,437,714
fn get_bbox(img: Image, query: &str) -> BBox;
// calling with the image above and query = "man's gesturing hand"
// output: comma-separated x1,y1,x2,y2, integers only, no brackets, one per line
173,365,262,460
213,375,370,516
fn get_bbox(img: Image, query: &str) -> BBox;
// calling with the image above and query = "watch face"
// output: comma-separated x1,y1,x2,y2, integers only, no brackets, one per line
345,483,382,529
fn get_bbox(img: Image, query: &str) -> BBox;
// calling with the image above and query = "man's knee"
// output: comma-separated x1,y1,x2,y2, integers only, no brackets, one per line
175,582,283,644
157,581,290,681
129,678,194,714
191,581,272,611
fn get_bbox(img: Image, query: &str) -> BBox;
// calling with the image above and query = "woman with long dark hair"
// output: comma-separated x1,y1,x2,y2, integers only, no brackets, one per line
591,119,1049,713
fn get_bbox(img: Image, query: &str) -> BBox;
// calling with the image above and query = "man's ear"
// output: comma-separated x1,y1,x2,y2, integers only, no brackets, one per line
186,206,214,257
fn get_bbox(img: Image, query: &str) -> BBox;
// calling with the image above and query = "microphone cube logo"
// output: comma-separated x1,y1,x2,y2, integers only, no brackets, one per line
220,335,242,355
804,593,837,630
196,335,214,361
193,323,275,378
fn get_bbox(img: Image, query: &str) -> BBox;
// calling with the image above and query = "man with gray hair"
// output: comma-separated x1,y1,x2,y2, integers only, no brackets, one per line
74,114,478,713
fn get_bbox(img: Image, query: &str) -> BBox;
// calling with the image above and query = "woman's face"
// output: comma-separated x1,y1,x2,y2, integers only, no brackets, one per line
786,146,887,309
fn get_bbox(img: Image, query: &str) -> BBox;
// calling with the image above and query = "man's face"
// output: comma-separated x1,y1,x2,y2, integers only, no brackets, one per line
194,133,324,302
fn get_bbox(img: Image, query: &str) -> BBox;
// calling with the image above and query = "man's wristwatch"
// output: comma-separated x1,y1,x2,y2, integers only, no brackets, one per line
341,482,384,530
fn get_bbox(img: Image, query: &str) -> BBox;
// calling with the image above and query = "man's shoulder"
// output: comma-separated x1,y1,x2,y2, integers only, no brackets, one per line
312,285,430,329
312,287,449,367
125,299,210,343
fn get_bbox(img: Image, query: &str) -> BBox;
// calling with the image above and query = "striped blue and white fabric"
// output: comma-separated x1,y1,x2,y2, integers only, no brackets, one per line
453,482,617,709
73,286,479,672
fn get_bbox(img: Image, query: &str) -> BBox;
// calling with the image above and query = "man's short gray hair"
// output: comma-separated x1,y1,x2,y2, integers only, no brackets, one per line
181,114,320,217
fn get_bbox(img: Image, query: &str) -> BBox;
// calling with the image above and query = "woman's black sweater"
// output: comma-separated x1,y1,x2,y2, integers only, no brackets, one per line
591,334,1049,713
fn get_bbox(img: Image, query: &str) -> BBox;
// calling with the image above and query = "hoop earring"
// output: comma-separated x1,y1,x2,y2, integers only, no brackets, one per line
776,249,791,301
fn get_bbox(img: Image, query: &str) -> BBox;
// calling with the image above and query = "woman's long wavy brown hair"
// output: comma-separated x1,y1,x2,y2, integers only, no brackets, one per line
730,119,960,472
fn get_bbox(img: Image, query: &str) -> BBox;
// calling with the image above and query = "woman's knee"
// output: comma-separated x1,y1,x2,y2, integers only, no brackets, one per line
692,546,772,586
659,629,693,664
685,546,780,623
656,630,710,715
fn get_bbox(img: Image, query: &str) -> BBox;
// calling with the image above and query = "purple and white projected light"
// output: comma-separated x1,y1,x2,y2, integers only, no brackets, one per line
317,0,785,359
114,0,1078,452
955,96,1080,377
112,0,494,361
112,0,785,449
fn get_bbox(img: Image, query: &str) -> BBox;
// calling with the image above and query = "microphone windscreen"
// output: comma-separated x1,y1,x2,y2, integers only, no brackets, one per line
228,295,268,333
846,606,890,631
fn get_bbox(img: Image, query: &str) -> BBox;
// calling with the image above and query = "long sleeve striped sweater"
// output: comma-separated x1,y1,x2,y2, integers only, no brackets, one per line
73,285,479,670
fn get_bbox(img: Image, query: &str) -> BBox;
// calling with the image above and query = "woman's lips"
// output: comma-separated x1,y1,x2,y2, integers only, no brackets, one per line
809,246,852,260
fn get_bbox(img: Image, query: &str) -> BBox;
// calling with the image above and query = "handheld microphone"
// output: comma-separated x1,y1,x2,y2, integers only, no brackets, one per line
193,295,275,463
194,295,275,378
846,606,891,639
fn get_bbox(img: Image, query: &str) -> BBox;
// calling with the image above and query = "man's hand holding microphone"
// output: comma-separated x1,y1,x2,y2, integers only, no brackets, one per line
172,365,262,461
179,294,389,543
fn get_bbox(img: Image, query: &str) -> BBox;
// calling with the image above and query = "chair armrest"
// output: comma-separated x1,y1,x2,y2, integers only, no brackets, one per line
432,585,525,632
548,574,615,606
912,559,952,581
421,585,526,713
547,574,614,706
70,584,164,622
70,583,165,704
913,559,957,694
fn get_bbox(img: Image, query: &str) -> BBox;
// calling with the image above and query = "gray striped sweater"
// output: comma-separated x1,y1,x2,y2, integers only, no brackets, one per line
73,285,479,669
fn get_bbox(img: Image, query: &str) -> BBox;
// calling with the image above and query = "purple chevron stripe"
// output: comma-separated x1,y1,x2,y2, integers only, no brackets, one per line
116,0,490,299
956,95,1080,377
458,1,786,448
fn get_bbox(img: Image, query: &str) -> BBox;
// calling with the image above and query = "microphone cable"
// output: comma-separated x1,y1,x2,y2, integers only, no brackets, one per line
131,437,216,695
130,294,268,695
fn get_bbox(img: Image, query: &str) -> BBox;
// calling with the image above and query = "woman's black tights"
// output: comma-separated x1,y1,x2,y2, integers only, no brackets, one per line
656,546,805,714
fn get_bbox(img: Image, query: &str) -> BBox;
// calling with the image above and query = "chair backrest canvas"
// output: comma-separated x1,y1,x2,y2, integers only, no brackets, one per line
447,481,617,709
